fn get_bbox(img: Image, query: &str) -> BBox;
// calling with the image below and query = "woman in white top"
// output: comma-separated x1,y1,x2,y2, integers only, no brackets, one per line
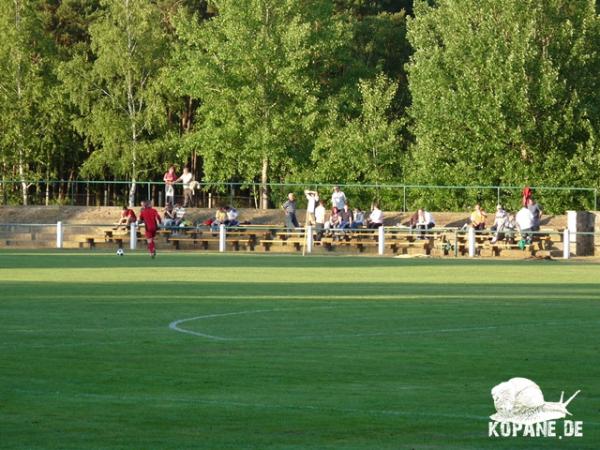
367,204,384,229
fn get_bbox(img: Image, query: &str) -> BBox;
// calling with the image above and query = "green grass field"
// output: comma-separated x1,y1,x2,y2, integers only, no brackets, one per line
1,251,599,449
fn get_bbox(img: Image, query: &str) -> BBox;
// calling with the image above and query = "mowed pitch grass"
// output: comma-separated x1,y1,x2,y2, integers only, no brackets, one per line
0,252,599,449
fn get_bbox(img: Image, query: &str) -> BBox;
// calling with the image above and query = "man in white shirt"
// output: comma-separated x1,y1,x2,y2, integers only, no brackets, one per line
367,203,384,229
314,200,326,241
176,166,194,207
516,206,534,243
417,208,435,238
304,189,319,225
331,185,347,211
225,206,239,226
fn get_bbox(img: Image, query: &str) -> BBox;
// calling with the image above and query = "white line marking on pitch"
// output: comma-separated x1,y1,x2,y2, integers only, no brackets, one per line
169,309,597,342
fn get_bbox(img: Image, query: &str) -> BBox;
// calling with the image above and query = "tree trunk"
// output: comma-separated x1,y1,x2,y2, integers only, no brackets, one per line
14,1,28,206
260,157,269,209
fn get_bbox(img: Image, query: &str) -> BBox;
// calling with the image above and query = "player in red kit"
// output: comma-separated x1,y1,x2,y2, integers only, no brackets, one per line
138,200,162,258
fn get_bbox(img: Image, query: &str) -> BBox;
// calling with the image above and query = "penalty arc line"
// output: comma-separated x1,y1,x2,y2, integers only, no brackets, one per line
169,309,599,342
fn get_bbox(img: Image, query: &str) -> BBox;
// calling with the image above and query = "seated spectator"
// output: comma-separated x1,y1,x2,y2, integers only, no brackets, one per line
224,206,239,227
470,203,487,230
527,198,543,232
505,213,517,244
351,207,365,228
212,207,227,231
113,205,137,231
516,206,534,244
416,208,435,238
340,204,353,229
408,211,419,231
326,207,342,230
490,205,508,244
163,203,176,227
367,203,384,229
174,203,186,227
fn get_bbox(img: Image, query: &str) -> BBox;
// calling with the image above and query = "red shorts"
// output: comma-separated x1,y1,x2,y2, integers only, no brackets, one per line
144,228,157,239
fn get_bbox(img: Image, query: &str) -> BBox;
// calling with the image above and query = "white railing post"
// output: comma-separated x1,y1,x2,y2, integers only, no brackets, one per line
378,226,385,255
130,223,137,250
219,224,226,252
56,221,63,249
468,227,476,257
563,229,570,259
306,225,313,254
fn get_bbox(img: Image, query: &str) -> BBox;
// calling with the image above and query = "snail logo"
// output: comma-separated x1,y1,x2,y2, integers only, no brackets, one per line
488,377,583,438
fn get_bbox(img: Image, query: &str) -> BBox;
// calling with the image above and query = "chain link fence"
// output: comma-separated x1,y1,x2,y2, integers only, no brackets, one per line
0,180,597,214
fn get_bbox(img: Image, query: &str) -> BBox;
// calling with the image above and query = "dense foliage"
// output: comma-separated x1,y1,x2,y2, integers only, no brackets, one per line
0,0,598,210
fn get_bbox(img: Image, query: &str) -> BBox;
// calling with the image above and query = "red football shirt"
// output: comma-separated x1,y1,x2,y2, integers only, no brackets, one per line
122,208,137,221
139,207,161,231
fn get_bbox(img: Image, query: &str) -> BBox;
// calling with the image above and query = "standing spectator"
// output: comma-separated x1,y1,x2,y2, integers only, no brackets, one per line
113,205,137,231
522,186,532,207
516,206,534,243
163,203,176,227
352,207,365,228
367,203,384,228
331,185,347,211
282,193,299,231
490,205,508,244
470,203,487,230
176,166,194,207
314,200,326,241
416,208,435,238
163,165,177,206
527,198,543,232
304,189,319,226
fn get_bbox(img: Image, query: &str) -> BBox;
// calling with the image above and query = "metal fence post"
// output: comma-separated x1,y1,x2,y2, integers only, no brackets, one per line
496,186,500,206
130,223,137,250
219,224,226,252
306,225,313,254
403,186,406,212
378,226,385,256
56,221,63,249
563,229,570,259
468,227,476,257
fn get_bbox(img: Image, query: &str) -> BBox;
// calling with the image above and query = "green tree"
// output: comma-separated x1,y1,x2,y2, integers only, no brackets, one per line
170,0,347,208
0,0,50,204
406,0,600,211
312,74,403,188
60,0,169,206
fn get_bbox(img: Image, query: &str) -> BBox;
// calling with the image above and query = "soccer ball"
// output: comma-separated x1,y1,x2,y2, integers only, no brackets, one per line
116,248,124,256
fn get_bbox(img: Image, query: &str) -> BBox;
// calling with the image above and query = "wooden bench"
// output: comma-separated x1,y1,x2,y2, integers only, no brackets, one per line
168,236,255,251
80,236,131,249
260,238,308,251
